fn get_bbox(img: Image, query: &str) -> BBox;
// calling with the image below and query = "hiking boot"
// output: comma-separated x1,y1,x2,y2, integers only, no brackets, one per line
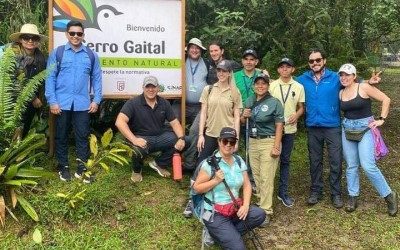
259,214,271,228
332,195,344,209
183,200,193,218
74,163,88,179
307,193,321,205
131,172,143,183
149,160,171,177
278,194,295,208
345,196,358,213
58,166,71,182
385,190,398,217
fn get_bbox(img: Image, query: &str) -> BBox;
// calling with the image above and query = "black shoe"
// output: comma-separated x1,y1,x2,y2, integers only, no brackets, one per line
385,190,398,217
74,163,88,179
183,200,193,218
332,195,344,209
259,214,270,228
345,196,358,213
58,166,71,182
277,194,295,207
307,193,321,205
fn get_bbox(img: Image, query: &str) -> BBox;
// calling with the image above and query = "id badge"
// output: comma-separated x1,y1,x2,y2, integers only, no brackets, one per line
189,84,197,92
251,127,257,137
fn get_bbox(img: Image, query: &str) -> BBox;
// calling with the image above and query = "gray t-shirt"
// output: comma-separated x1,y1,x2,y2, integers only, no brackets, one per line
185,57,208,104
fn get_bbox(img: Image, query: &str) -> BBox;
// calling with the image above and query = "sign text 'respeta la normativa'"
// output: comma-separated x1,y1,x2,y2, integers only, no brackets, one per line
86,40,165,54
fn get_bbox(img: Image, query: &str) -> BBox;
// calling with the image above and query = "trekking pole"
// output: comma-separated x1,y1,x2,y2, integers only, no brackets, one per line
245,117,249,167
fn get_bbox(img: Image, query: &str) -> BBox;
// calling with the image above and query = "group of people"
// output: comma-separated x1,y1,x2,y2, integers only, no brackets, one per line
6,21,398,249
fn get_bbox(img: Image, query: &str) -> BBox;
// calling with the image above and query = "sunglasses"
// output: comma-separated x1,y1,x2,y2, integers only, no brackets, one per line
308,58,323,64
68,31,84,37
21,35,40,42
221,138,237,146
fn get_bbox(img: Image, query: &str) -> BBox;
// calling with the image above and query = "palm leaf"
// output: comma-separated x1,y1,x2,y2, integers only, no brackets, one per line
16,195,39,222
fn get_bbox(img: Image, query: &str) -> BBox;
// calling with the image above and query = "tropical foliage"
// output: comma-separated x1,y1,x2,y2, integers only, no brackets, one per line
0,47,49,225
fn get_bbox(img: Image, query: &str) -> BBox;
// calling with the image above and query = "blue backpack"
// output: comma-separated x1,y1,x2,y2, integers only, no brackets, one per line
190,153,242,219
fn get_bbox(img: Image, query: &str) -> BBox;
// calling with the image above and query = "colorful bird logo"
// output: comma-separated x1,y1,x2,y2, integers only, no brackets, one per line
53,0,123,31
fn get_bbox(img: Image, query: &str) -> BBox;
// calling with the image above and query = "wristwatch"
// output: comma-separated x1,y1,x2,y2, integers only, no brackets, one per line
178,136,185,141
378,116,386,121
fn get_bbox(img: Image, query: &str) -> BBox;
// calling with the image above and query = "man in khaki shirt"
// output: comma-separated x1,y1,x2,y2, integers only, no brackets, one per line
269,57,305,207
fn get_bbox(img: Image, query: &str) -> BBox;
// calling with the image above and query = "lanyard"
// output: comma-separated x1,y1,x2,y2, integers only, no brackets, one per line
189,60,200,84
279,84,292,104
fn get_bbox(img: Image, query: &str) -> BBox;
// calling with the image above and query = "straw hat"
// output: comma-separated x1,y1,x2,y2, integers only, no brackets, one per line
9,23,48,42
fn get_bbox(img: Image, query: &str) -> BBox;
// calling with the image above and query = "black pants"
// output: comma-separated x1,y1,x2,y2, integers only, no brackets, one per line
196,135,218,167
307,127,342,197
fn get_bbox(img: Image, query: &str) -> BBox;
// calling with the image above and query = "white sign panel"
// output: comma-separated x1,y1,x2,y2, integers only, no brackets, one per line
52,0,183,97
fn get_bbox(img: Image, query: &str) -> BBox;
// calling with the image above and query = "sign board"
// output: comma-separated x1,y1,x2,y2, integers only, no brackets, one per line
50,0,185,98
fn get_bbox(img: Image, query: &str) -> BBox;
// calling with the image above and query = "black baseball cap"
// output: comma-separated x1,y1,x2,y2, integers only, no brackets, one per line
242,49,258,59
278,57,294,67
219,127,238,140
254,73,270,84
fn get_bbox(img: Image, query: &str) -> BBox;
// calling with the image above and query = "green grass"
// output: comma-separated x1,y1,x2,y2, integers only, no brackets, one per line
1,72,400,249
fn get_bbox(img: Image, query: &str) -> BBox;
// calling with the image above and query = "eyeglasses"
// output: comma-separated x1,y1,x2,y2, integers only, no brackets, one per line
308,58,323,64
21,35,40,42
221,138,237,146
68,31,84,37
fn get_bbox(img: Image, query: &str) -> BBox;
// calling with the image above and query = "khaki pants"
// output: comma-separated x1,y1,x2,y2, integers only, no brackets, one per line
249,138,279,214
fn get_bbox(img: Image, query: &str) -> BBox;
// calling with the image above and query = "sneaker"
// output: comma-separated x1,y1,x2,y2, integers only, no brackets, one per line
148,160,171,177
332,195,344,209
345,196,358,213
74,163,88,179
259,214,271,228
277,194,295,207
385,190,398,217
183,200,193,218
58,166,71,182
131,171,143,183
307,193,322,205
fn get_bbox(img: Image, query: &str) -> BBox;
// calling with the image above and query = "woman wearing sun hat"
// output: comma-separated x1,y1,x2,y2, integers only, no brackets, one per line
8,23,47,137
339,63,397,216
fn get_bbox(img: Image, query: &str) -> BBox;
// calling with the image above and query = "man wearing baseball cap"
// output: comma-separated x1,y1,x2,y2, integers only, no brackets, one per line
234,49,262,106
269,57,305,207
116,76,186,183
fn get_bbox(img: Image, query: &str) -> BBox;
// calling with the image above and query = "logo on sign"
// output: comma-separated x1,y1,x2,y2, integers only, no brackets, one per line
53,0,123,31
117,81,125,91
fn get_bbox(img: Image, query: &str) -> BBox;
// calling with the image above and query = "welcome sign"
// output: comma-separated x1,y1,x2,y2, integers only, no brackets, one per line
50,0,184,98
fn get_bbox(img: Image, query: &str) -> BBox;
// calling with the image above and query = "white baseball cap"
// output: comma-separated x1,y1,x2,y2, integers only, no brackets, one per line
338,63,356,75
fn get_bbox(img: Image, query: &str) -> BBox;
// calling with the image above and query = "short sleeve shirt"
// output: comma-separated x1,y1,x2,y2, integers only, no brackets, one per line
120,94,175,136
201,152,248,211
244,94,284,136
234,69,262,106
269,78,305,134
199,83,243,138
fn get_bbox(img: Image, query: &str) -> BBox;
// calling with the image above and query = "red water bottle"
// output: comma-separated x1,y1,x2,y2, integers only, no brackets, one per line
172,152,182,181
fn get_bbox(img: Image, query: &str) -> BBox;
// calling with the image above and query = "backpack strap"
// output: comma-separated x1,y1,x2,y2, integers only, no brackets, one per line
55,45,95,81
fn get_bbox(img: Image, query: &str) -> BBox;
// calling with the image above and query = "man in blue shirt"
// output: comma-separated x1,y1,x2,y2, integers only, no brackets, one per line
297,49,380,208
45,20,102,182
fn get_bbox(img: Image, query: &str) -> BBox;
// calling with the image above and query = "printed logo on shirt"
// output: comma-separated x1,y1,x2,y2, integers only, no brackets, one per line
261,104,269,112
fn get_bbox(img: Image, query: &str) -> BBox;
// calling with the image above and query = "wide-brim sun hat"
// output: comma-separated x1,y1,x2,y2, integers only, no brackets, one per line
186,37,206,51
9,23,48,42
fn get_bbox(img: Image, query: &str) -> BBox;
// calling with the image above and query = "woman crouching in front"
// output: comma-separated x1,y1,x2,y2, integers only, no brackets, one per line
193,127,266,249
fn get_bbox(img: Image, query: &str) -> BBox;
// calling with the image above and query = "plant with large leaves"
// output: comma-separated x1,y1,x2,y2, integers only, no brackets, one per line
0,47,50,226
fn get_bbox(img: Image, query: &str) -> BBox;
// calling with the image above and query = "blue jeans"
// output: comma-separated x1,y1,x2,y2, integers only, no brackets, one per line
342,117,391,197
131,131,187,173
55,110,90,167
203,205,266,250
278,133,295,197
